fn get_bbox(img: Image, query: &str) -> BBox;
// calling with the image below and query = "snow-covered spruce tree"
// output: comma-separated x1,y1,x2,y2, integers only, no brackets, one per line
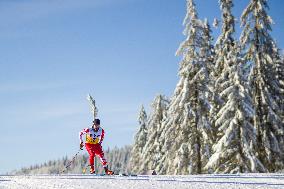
210,0,236,131
129,105,148,174
205,44,266,173
157,0,214,174
198,18,215,172
272,44,284,158
140,95,169,173
240,0,284,171
272,43,284,115
280,54,284,114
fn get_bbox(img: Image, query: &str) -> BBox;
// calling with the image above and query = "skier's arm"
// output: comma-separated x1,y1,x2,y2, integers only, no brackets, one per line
100,129,105,144
79,128,89,143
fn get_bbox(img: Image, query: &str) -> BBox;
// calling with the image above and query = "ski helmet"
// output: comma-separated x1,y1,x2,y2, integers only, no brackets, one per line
93,118,100,125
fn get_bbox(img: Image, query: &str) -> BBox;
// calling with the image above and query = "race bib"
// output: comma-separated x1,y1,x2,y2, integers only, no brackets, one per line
86,135,99,144
85,128,102,144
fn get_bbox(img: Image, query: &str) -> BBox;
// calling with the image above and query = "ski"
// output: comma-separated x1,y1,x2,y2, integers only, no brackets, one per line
114,173,138,177
83,173,137,177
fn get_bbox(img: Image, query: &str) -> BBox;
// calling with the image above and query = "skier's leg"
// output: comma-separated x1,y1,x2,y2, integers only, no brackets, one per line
94,144,107,167
94,144,113,175
85,143,95,173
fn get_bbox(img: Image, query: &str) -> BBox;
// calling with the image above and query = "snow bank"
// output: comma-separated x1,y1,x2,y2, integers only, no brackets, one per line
1,174,284,189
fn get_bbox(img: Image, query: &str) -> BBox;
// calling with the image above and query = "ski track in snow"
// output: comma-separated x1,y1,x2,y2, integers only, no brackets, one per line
0,174,284,189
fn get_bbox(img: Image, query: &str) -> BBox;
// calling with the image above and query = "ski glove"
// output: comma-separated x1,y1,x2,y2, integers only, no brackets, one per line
80,142,84,150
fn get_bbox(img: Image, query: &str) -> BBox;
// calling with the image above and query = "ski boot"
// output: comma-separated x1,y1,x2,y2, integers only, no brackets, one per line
104,166,114,175
90,166,95,174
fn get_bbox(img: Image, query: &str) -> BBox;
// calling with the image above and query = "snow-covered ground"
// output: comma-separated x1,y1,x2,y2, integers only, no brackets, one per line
1,174,284,189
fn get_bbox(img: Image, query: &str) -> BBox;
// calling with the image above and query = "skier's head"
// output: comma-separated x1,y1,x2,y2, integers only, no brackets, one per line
93,118,100,128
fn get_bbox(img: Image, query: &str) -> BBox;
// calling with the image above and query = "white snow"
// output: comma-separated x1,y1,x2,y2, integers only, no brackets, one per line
1,174,284,189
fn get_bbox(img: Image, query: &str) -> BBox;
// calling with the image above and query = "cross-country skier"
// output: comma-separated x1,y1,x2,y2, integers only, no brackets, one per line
79,118,114,175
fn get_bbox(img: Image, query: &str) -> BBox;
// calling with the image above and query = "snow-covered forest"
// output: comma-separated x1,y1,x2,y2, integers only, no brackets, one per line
14,0,283,176
131,0,284,174
15,146,132,175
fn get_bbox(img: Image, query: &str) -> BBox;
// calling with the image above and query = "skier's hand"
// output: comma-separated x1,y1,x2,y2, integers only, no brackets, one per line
80,142,84,150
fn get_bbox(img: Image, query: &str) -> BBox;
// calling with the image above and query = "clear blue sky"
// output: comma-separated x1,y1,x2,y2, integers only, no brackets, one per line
0,0,283,174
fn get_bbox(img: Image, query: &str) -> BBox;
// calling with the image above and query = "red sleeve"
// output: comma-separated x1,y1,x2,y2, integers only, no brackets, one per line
100,129,105,143
79,128,89,142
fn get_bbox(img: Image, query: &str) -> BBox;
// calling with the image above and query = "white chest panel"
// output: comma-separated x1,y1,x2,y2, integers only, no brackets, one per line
89,127,102,140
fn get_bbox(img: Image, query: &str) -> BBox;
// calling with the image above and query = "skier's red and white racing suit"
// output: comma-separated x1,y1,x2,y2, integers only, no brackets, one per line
79,127,107,169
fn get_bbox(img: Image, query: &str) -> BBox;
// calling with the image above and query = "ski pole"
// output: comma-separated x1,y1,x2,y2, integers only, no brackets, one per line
60,148,82,174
